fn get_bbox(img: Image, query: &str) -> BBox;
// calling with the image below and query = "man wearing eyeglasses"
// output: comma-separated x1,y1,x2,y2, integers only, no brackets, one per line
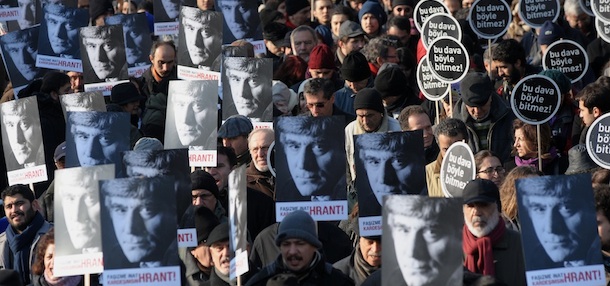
361,35,399,77
303,78,355,124
246,129,275,199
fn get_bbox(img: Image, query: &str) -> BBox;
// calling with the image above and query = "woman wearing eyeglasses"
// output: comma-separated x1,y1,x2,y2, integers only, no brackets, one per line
505,119,568,175
474,150,505,188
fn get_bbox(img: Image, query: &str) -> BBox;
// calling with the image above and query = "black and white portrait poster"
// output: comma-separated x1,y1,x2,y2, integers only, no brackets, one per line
65,111,130,178
274,116,348,221
36,4,88,71
222,57,272,122
516,174,605,285
177,6,222,73
0,26,47,94
228,164,249,278
122,148,192,227
53,164,114,276
0,96,47,185
6,0,78,32
59,91,106,119
105,13,152,78
79,25,128,85
382,195,463,286
356,131,426,237
100,176,181,285
0,0,19,22
164,80,218,167
153,0,180,35
216,0,262,44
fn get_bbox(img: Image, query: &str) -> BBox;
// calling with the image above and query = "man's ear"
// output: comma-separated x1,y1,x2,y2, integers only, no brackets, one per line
593,106,601,118
515,59,522,69
31,199,41,212
149,54,154,63
375,57,383,66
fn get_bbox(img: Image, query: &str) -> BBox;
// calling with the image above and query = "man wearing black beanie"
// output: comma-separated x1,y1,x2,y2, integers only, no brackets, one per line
334,51,374,116
345,87,401,183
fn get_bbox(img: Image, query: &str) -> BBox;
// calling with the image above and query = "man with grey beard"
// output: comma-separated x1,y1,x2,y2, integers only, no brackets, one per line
462,179,526,286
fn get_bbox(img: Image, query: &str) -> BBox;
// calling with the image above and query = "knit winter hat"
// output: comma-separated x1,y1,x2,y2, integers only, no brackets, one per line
340,51,371,82
133,137,164,151
191,170,220,199
460,72,493,107
538,69,571,95
374,65,408,99
353,88,385,113
285,0,310,16
308,44,335,70
195,206,220,244
358,0,388,27
391,0,414,8
275,210,322,248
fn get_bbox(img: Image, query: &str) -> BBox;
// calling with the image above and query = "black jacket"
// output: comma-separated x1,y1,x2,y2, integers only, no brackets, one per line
246,254,354,286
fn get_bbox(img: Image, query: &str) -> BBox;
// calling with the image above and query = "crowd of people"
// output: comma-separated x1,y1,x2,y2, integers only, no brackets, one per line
0,0,607,285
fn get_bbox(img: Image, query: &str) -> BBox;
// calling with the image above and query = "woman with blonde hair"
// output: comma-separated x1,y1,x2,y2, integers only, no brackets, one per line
499,166,542,231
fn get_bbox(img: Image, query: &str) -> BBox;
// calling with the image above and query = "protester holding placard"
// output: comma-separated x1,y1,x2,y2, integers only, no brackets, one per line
0,185,52,285
498,166,541,232
516,174,603,275
573,79,610,144
30,229,88,286
426,118,468,197
538,69,577,155
462,179,526,286
506,119,568,175
398,105,439,164
492,39,541,101
455,72,515,163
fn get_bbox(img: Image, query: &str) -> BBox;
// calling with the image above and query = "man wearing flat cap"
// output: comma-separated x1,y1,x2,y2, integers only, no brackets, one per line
246,210,354,286
454,72,515,163
336,21,366,66
462,179,526,286
218,115,253,167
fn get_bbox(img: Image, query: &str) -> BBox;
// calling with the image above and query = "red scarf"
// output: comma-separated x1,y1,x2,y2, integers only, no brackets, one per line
462,217,506,276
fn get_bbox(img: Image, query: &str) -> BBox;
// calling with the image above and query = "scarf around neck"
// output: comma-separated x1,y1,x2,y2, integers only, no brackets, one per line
44,272,82,286
515,146,558,169
462,216,506,276
5,212,45,284
354,244,378,281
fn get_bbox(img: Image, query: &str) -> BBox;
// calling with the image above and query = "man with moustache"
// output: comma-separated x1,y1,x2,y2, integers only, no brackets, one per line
141,40,178,142
491,39,541,101
179,7,222,68
462,179,526,286
333,234,381,285
0,185,52,285
202,222,232,286
245,210,354,286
